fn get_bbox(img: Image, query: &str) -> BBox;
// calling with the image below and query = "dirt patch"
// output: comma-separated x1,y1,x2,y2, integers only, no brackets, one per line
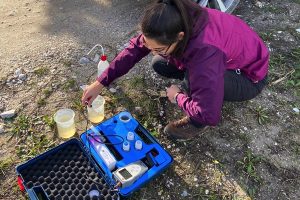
0,0,300,200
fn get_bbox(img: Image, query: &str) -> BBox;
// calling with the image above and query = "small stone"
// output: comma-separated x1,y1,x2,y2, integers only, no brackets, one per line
167,145,171,149
7,11,15,16
243,127,248,131
0,109,16,119
38,82,45,87
18,73,27,81
193,177,198,182
0,124,4,134
34,121,43,125
109,88,117,93
205,189,209,195
159,110,164,116
135,107,142,112
23,61,30,65
158,190,163,196
160,91,167,97
79,57,90,65
181,190,188,197
255,1,263,8
14,68,22,77
277,31,283,34
293,108,299,114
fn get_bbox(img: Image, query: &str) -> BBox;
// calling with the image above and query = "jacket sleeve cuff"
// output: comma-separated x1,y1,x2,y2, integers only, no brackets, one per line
96,74,110,87
175,93,186,106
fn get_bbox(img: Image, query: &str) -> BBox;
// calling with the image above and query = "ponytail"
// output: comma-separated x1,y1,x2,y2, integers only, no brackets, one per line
141,0,202,57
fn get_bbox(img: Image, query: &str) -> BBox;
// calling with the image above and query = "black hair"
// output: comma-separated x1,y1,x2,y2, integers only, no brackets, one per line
141,0,202,57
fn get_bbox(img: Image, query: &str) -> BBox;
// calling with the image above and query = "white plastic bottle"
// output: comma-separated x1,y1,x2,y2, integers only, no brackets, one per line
97,55,109,77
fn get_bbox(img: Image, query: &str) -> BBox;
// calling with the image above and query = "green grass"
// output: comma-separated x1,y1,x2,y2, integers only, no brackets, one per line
247,187,258,199
268,52,300,94
290,47,300,65
33,67,49,77
259,31,274,42
255,106,269,125
62,79,77,90
107,77,162,136
136,95,160,133
42,88,52,97
290,141,300,155
129,76,145,88
237,150,262,183
16,134,56,160
292,0,300,4
263,5,285,14
287,68,300,87
287,47,300,87
237,131,251,143
0,158,14,174
42,115,56,131
11,115,33,137
37,98,47,107
151,130,159,137
60,59,72,67
10,114,56,160
269,54,286,77
71,98,85,115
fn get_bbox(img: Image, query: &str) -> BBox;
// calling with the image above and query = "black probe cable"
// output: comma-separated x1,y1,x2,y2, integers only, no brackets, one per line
83,109,121,194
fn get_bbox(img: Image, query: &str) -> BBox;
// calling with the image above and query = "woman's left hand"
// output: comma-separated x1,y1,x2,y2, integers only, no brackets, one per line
166,85,181,103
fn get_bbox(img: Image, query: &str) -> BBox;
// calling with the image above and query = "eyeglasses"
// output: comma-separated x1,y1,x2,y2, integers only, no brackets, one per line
142,37,172,56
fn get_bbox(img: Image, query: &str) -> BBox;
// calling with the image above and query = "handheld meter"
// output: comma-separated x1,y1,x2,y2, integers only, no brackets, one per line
113,160,148,188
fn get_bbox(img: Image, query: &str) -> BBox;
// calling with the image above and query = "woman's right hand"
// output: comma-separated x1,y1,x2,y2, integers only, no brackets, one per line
81,81,104,107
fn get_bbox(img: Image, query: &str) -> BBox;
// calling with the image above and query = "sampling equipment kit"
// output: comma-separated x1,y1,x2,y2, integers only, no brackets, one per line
16,111,173,200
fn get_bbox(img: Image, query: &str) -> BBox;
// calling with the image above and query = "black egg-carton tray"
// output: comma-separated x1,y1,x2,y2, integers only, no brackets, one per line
16,139,119,200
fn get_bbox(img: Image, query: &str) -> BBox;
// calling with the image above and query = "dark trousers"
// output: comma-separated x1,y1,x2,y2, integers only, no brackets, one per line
152,55,267,125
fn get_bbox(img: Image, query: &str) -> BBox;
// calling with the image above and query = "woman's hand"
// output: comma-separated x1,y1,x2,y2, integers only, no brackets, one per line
166,85,181,103
81,81,104,107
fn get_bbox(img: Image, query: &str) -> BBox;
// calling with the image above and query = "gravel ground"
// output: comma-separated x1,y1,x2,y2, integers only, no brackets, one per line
0,0,299,200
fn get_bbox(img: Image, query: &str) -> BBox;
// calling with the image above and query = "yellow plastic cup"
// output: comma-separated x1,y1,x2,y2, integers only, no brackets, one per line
87,95,105,123
54,109,76,138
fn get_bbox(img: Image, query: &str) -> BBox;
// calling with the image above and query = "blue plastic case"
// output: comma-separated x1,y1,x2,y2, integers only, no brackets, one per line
16,111,173,199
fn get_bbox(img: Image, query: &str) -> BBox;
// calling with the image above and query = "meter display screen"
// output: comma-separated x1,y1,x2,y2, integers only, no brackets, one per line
119,168,132,179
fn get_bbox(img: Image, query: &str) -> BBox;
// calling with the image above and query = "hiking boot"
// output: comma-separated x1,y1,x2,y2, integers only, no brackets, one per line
164,116,207,140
